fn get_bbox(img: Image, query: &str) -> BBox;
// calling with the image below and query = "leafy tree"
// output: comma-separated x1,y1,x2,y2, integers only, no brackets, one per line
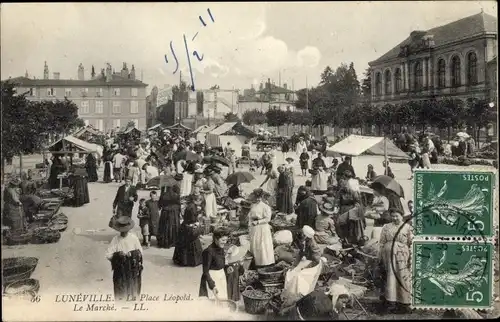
361,67,372,98
126,120,136,129
265,108,287,131
320,66,334,85
41,99,85,137
224,112,240,122
242,109,266,126
465,98,491,144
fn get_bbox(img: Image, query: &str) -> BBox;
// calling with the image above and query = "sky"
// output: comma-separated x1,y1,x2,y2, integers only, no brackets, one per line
1,1,497,93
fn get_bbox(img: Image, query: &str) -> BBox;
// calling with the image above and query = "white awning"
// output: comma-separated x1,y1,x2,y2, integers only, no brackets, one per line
326,135,408,158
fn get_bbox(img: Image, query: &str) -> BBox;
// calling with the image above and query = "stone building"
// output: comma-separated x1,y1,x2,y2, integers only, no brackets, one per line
8,62,148,132
368,11,497,106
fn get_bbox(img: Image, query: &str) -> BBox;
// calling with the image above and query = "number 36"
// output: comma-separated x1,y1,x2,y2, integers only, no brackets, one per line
466,291,483,303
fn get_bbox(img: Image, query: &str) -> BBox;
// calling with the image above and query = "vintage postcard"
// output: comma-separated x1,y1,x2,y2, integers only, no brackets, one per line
1,1,498,321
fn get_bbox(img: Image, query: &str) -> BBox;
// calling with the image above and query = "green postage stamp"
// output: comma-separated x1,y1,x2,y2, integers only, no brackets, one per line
412,241,494,309
413,170,495,238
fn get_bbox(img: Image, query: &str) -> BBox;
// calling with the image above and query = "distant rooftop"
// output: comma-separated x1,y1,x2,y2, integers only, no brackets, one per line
7,73,148,87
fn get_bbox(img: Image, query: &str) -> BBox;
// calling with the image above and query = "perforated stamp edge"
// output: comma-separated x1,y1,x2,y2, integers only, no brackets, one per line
410,240,496,312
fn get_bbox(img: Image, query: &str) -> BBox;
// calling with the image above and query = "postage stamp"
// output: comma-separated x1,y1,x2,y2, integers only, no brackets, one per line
412,241,494,310
413,170,496,238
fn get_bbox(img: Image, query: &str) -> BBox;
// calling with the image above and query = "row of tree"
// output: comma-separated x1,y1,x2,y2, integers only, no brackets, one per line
241,97,494,140
2,81,84,171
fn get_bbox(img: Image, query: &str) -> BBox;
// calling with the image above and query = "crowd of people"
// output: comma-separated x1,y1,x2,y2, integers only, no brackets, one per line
100,126,415,318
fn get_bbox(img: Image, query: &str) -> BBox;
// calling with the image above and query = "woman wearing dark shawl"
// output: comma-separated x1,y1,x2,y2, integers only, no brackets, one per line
173,199,204,267
48,155,66,189
295,189,318,229
85,153,99,182
276,165,294,214
157,185,181,249
103,148,114,183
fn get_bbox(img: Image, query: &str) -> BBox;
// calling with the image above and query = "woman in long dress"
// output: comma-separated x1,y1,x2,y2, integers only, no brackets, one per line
379,208,412,314
173,201,203,267
2,177,25,231
310,152,328,193
180,161,194,198
259,163,278,209
248,188,275,268
85,153,99,182
202,168,218,219
106,216,143,302
157,185,181,248
199,229,230,300
103,149,114,183
276,165,294,215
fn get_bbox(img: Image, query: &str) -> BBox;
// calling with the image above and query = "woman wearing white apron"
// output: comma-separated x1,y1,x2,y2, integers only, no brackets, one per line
248,188,275,268
259,163,278,209
310,153,328,192
284,225,325,298
202,168,218,218
199,229,229,300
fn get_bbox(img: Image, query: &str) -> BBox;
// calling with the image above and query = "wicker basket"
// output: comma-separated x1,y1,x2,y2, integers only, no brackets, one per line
257,266,285,284
2,257,39,276
242,286,272,315
5,230,33,246
2,265,37,285
4,279,40,298
49,223,67,232
258,280,284,294
31,227,61,244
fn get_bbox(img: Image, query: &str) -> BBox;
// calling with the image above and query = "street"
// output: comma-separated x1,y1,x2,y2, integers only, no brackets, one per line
2,153,497,321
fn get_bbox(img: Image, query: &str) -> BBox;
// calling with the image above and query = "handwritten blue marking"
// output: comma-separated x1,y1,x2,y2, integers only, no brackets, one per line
165,41,179,74
193,51,204,62
183,34,196,91
192,32,199,41
199,16,206,27
207,8,214,22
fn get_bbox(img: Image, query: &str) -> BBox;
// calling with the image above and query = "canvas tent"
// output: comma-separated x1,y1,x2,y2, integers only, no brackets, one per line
195,124,218,143
167,122,192,137
206,122,257,157
326,135,408,158
72,125,103,139
47,135,104,159
147,123,166,132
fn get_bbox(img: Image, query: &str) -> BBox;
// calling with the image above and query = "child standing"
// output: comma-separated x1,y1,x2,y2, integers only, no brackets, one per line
382,160,395,179
137,198,150,247
224,245,245,302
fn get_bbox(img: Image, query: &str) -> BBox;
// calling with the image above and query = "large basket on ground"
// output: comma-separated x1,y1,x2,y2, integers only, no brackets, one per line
4,278,40,300
31,227,61,244
2,257,38,285
242,286,272,315
257,265,286,284
5,230,33,246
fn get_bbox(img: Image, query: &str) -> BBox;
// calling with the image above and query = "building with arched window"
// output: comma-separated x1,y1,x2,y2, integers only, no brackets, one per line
368,11,497,106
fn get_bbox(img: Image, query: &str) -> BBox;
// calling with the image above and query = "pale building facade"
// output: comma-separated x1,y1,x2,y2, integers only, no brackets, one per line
368,12,497,106
9,62,148,132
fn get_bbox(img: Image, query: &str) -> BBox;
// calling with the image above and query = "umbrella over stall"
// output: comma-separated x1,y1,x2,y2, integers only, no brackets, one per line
369,175,405,198
225,171,255,185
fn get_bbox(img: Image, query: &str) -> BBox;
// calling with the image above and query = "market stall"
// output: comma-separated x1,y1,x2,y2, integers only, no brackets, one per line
325,135,408,159
167,122,192,137
205,122,257,157
194,124,218,144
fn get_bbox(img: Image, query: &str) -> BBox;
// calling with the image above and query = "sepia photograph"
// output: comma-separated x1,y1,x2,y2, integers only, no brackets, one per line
1,1,498,321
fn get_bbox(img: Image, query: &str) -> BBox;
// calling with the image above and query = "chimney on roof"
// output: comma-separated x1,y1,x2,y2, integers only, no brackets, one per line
78,63,84,80
53,72,60,80
43,61,49,80
121,62,129,78
130,65,136,80
105,63,112,82
283,83,287,90
91,65,96,79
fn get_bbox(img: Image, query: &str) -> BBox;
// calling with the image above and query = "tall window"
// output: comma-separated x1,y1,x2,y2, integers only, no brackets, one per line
112,101,121,114
95,101,104,114
113,88,121,96
395,68,402,93
375,72,382,96
47,88,55,96
130,101,139,114
80,101,90,114
451,56,461,87
112,119,121,129
414,61,423,91
96,88,103,97
131,88,138,97
467,52,478,85
96,119,104,131
65,88,72,97
437,59,446,88
384,70,392,95
81,88,89,96
30,88,36,96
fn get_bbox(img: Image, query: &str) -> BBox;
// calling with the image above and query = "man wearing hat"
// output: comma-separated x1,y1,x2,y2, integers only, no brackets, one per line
112,178,138,218
106,216,143,301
